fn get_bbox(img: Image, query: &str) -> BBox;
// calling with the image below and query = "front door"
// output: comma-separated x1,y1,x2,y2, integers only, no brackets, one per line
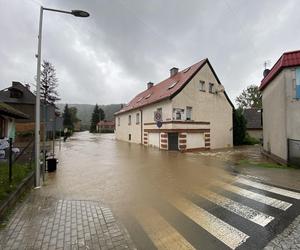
168,133,178,151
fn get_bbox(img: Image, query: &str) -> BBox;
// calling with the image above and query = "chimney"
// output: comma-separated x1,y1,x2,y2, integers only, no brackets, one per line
263,69,270,78
25,84,30,90
170,67,179,77
147,82,154,89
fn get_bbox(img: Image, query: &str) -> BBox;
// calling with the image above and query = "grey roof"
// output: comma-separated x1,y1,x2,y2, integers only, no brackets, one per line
244,108,262,129
0,82,36,104
0,102,29,119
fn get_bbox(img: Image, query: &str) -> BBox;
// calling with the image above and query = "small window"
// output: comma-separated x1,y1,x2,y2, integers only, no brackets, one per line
145,93,152,99
199,80,205,91
183,67,191,73
209,83,214,93
136,113,140,124
128,115,131,125
186,107,192,120
173,108,184,120
137,97,143,103
168,81,178,89
117,117,120,126
129,134,131,141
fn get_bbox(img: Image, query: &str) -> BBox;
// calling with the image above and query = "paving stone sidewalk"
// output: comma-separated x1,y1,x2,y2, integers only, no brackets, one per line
0,195,136,250
264,215,300,250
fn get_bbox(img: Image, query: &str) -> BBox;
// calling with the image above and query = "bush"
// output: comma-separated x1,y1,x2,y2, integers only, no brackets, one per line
243,133,260,145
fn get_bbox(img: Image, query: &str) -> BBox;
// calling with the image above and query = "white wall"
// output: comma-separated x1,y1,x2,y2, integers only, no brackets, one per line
148,133,160,147
172,63,233,149
262,71,287,160
186,133,204,149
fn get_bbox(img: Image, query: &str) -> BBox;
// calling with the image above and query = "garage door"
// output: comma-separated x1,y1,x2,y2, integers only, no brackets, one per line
187,133,204,149
148,133,160,148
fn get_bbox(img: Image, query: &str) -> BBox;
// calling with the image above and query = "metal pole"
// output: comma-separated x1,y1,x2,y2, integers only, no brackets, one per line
8,138,12,183
35,6,43,188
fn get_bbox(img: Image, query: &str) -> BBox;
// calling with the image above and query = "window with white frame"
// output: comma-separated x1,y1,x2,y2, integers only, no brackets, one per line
199,80,205,91
128,115,131,125
186,106,192,120
136,113,140,124
173,108,184,120
209,83,214,93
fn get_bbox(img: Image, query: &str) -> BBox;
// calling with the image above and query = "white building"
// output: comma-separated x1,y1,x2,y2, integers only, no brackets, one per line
115,58,234,151
260,50,300,165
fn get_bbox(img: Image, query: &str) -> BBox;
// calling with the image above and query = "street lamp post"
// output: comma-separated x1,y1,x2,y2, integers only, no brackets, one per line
35,6,89,187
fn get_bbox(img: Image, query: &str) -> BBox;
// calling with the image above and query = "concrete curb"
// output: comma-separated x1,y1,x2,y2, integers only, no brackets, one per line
0,171,34,220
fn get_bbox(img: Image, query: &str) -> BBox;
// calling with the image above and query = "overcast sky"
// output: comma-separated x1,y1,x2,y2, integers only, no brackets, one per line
0,0,299,105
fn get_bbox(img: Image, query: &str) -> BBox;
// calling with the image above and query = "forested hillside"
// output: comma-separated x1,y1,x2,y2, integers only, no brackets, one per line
57,104,122,129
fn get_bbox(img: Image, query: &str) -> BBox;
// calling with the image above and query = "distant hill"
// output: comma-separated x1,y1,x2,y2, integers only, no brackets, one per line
57,103,123,129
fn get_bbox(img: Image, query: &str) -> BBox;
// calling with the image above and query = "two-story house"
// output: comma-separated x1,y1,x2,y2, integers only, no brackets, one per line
115,58,234,151
0,81,56,134
260,50,300,165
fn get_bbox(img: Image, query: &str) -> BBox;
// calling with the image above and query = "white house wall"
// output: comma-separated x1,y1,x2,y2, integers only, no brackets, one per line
262,71,287,160
171,63,233,149
285,68,300,141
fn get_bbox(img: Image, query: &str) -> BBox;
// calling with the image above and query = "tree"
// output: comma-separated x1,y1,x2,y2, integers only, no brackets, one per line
235,85,262,109
89,104,105,133
40,60,60,104
69,107,80,125
63,104,73,131
233,108,247,145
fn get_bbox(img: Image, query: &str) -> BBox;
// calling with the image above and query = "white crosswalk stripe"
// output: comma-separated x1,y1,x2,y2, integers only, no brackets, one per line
135,207,196,250
133,177,300,250
169,195,249,249
217,181,293,211
195,189,274,226
237,178,300,200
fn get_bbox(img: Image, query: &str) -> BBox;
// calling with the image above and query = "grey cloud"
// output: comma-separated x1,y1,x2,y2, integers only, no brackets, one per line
0,0,299,105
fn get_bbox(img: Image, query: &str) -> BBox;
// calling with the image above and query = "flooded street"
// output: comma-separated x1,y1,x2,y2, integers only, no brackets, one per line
45,131,233,210
1,131,300,250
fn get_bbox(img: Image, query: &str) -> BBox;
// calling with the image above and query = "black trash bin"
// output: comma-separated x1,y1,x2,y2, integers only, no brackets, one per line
47,158,57,172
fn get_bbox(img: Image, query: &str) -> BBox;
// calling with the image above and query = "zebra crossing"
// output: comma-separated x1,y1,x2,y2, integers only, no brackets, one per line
130,176,300,249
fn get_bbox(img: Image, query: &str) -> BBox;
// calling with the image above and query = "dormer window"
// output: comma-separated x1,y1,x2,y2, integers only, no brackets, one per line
137,97,143,103
145,93,152,99
168,81,178,89
9,89,23,98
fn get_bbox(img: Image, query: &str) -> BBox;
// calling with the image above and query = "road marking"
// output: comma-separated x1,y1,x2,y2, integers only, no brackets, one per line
135,207,195,250
169,196,249,249
219,182,292,211
237,178,300,200
195,189,274,227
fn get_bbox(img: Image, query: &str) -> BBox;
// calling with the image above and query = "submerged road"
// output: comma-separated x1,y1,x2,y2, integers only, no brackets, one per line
0,131,300,249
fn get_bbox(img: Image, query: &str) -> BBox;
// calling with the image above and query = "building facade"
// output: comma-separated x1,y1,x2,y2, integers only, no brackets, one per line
260,50,300,165
97,120,115,132
0,81,56,133
115,59,233,151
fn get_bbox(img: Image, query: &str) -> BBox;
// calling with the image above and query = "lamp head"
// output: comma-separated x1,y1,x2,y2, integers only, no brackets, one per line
71,10,90,17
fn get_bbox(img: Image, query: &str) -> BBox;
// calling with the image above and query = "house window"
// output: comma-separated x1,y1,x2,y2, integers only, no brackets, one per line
173,108,184,120
117,117,120,126
199,80,205,91
296,68,300,99
129,134,131,141
209,83,214,93
136,113,140,124
186,107,192,120
128,115,131,125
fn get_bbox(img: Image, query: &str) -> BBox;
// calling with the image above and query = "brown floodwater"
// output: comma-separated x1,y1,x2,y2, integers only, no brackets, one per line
42,131,235,217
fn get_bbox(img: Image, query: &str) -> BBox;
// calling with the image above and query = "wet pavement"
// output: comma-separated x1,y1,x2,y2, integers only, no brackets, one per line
0,131,300,249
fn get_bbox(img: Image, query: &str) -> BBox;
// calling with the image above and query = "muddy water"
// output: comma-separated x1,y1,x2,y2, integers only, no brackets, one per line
43,132,233,213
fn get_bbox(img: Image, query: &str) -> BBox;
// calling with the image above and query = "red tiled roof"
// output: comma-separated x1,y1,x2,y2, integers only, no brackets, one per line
98,120,115,126
260,50,300,91
116,59,208,114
